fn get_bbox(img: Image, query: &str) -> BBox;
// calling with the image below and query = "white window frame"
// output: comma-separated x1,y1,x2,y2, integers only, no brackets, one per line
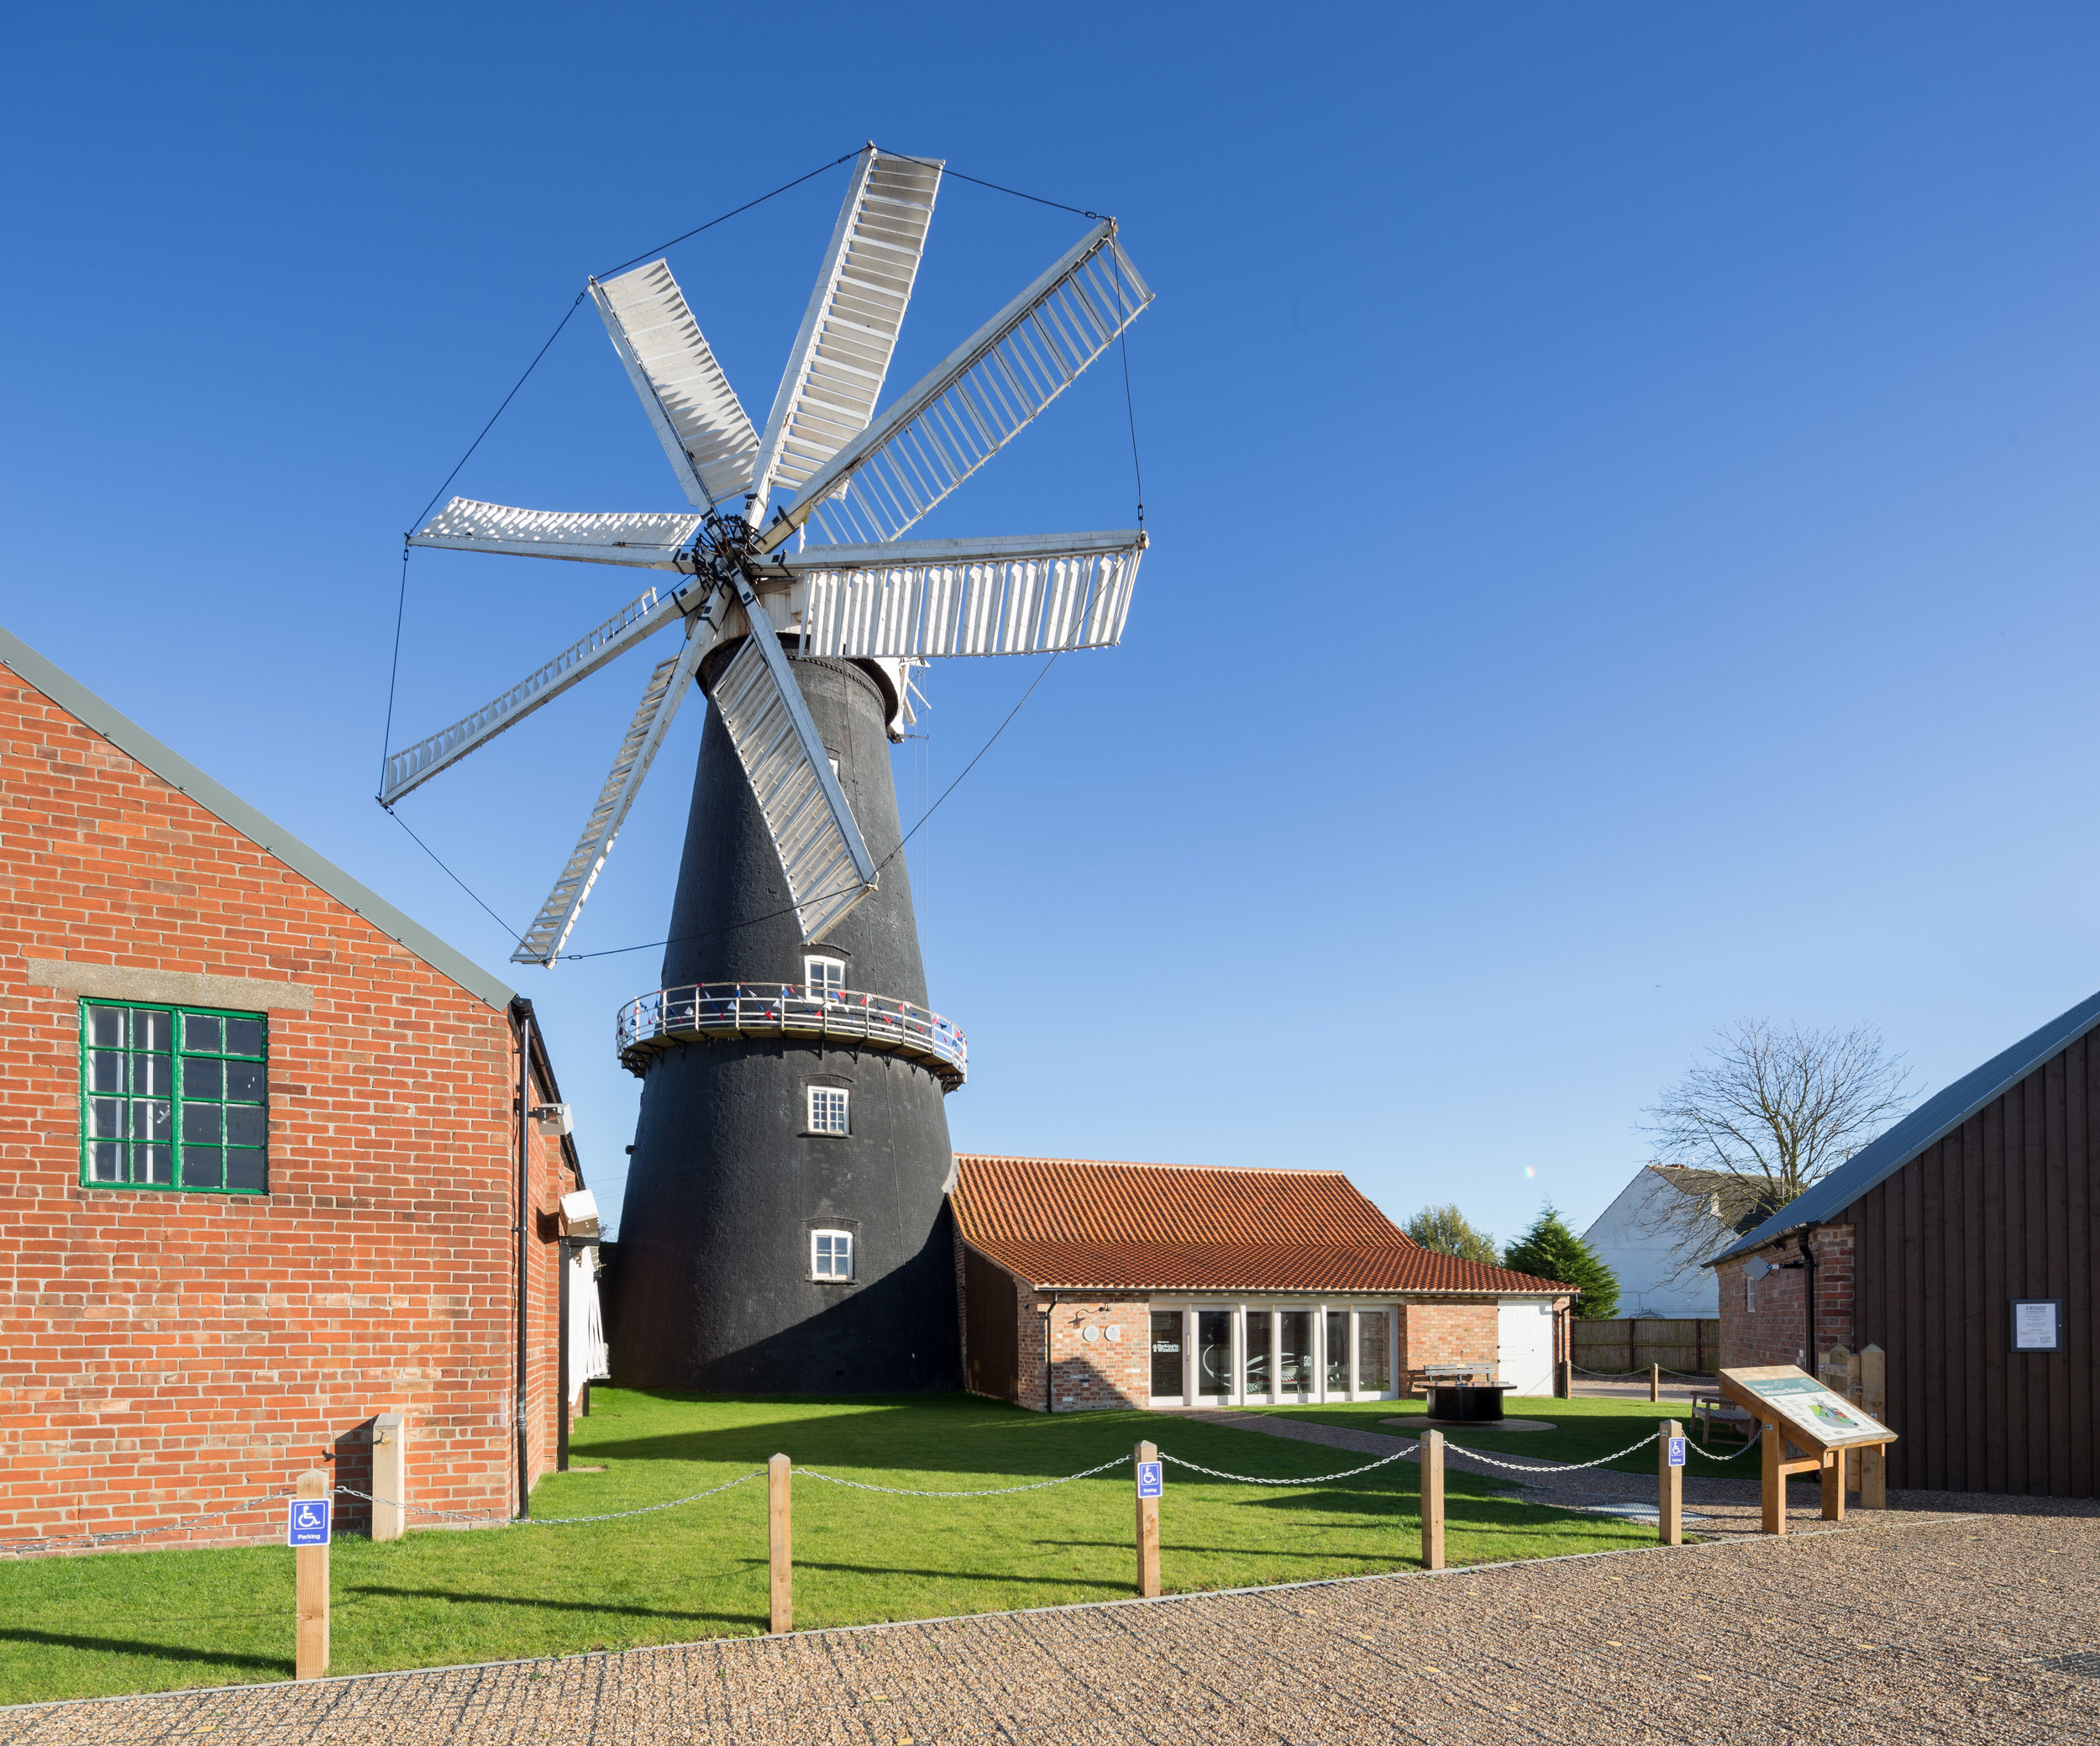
806,1085,849,1135
811,1228,853,1281
805,955,847,1001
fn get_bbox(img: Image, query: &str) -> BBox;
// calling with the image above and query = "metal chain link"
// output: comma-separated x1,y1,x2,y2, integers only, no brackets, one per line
1683,1423,1765,1460
0,1487,300,1555
1436,1431,1662,1474
1158,1449,1415,1485
336,1470,765,1526
793,1454,1128,1496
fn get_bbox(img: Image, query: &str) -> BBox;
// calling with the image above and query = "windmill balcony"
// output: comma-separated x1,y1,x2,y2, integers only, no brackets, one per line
616,982,968,1089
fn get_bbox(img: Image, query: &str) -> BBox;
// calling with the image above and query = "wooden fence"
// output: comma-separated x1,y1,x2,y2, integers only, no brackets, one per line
1572,1317,1719,1375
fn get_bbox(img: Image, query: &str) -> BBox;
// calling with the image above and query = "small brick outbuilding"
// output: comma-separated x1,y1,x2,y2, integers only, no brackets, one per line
0,625,588,1554
950,1154,1573,1412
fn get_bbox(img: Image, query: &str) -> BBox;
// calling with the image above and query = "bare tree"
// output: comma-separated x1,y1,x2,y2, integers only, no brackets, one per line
1639,1019,1913,1256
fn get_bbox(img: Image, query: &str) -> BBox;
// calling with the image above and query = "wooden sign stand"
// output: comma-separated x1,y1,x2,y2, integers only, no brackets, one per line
1719,1365,1897,1537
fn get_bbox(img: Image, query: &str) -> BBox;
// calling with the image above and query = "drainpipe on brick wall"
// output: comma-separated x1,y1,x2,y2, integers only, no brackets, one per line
1800,1222,1819,1370
1045,1295,1058,1414
514,1003,533,1520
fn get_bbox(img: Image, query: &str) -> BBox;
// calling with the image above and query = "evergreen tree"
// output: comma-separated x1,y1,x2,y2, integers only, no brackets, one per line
1403,1203,1500,1265
1502,1203,1620,1319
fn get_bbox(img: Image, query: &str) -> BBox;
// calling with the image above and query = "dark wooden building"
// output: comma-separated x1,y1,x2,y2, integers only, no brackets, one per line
1713,987,2100,1496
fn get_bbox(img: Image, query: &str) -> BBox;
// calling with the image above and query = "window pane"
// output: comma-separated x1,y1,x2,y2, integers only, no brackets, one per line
1150,1312,1184,1398
134,1099,171,1144
134,1010,172,1052
184,1013,223,1053
223,1018,264,1057
135,1144,173,1185
87,1006,124,1049
186,1057,223,1100
224,1149,267,1192
1278,1310,1312,1396
88,1141,123,1181
1326,1311,1349,1391
1358,1312,1391,1392
1198,1311,1232,1396
183,1104,222,1144
224,1105,266,1147
89,1051,126,1094
136,1054,172,1097
1243,1312,1273,1396
224,1060,264,1102
89,1097,123,1139
837,1235,851,1270
185,1145,224,1189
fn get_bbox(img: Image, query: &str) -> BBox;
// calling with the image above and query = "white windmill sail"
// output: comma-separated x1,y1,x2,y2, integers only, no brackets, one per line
788,530,1146,659
753,220,1152,555
381,583,702,804
711,576,879,940
592,262,759,507
512,605,725,966
748,148,942,520
409,499,705,568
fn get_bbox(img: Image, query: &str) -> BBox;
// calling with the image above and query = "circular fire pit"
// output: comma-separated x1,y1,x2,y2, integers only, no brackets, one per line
1425,1382,1512,1423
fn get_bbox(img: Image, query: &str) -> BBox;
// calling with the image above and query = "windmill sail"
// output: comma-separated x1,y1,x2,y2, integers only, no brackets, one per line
512,611,722,966
748,149,942,518
592,262,759,507
711,581,879,940
410,498,704,568
790,530,1145,658
381,584,706,804
754,221,1152,554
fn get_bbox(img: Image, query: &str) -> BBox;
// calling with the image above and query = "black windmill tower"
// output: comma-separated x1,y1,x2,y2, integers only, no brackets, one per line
382,147,1152,1389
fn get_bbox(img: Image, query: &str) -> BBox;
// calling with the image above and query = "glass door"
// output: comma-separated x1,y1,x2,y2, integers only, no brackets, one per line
1197,1310,1233,1402
1150,1310,1185,1404
1242,1309,1274,1402
1326,1310,1350,1396
1278,1310,1313,1399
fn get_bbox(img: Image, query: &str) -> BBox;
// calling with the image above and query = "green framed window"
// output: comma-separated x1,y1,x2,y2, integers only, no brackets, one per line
80,1001,268,1194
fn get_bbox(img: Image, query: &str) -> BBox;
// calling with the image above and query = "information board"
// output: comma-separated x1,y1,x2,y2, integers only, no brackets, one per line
1719,1365,1896,1453
2013,1299,2064,1352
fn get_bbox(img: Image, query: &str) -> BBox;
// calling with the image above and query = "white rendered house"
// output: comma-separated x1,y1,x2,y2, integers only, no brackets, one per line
1581,1165,1738,1317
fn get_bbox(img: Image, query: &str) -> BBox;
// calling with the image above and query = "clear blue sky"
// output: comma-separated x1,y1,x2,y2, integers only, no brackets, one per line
7,5,2099,1248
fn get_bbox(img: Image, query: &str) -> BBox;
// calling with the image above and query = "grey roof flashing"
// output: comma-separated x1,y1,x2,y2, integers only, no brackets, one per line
1709,985,2100,1267
1,623,518,1013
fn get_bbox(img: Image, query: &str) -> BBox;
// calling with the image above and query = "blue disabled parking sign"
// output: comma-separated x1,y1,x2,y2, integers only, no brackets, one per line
286,1497,332,1546
1136,1460,1163,1498
1667,1436,1687,1469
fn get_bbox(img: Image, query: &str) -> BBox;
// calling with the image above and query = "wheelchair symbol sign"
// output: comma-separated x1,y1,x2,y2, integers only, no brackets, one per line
1136,1461,1163,1498
1667,1436,1687,1468
286,1498,332,1546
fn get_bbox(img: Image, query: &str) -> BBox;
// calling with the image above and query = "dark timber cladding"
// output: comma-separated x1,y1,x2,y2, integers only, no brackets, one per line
963,1245,1020,1402
1853,1028,2096,1496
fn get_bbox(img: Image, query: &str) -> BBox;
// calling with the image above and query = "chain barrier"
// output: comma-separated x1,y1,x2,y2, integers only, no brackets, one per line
1571,1364,1716,1381
793,1454,1128,1496
0,1487,302,1556
336,1470,765,1526
1437,1430,1662,1474
1683,1423,1765,1460
1159,1449,1414,1486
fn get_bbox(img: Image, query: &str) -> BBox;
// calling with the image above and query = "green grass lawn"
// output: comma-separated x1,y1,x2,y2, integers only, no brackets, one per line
0,1391,1672,1706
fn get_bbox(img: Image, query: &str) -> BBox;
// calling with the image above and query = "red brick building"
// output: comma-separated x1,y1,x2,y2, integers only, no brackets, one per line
1713,986,2100,1496
951,1154,1574,1411
0,625,588,1554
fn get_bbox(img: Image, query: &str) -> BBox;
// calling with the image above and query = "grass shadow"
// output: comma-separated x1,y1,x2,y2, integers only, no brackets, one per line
0,1627,286,1675
343,1585,756,1629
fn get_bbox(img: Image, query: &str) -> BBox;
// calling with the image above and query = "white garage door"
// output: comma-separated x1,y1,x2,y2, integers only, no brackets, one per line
1498,1301,1555,1396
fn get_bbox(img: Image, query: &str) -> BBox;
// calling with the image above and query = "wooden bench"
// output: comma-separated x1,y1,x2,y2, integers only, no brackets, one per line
1407,1362,1495,1397
1693,1391,1753,1441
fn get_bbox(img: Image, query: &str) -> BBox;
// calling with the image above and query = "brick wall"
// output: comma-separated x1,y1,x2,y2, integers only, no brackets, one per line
1716,1226,1856,1370
0,661,579,1554
1014,1295,1151,1412
1397,1300,1500,1380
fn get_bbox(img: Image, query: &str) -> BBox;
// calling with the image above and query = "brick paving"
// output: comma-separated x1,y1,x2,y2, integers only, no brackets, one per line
6,1508,2097,1743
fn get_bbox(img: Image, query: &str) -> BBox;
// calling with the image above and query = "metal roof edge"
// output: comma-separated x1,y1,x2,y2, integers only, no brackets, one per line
1708,984,2100,1267
0,623,518,1014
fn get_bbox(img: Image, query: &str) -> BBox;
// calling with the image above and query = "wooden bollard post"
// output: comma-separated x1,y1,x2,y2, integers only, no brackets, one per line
293,1470,330,1680
1859,1345,1887,1509
1820,1447,1846,1522
1419,1430,1445,1571
768,1454,792,1633
1656,1420,1683,1545
1649,1363,1661,1403
371,1413,406,1544
1134,1440,1161,1598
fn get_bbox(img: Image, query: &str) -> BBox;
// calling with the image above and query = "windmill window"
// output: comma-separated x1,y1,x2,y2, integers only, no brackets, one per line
81,1001,268,1194
805,956,846,1000
807,1086,849,1136
811,1228,854,1281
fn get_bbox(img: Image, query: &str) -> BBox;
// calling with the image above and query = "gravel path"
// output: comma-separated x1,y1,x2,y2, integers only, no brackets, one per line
6,1510,2097,1743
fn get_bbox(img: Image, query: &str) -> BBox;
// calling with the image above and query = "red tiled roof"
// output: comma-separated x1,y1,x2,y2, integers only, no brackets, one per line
950,1154,1572,1296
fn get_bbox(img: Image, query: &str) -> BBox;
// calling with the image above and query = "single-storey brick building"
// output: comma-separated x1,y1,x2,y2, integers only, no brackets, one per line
1713,986,2100,1496
0,625,588,1554
950,1154,1574,1410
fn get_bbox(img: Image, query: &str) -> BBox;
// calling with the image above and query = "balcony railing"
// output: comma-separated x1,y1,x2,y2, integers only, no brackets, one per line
616,982,967,1089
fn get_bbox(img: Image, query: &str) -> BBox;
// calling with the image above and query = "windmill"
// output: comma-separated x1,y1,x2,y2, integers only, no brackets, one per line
385,147,1153,1391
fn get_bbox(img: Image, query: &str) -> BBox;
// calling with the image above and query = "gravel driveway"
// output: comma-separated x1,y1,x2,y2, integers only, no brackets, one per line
6,1507,2097,1743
